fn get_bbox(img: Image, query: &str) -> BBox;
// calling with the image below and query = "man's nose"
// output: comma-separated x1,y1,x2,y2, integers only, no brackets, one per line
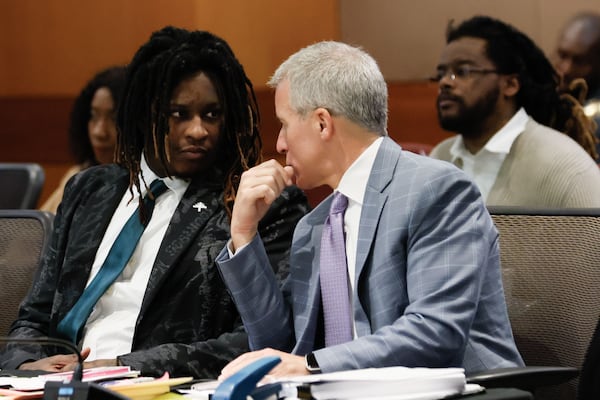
276,131,287,154
438,72,456,89
187,116,208,138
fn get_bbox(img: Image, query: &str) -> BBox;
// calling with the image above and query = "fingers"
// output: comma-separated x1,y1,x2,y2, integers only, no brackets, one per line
219,348,282,380
49,354,81,365
219,349,309,380
19,353,80,372
61,361,79,371
264,353,308,378
239,160,294,202
80,347,91,360
230,160,295,250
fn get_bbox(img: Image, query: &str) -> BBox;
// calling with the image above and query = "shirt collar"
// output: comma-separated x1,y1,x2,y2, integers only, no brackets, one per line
337,137,383,205
140,153,189,195
450,107,528,161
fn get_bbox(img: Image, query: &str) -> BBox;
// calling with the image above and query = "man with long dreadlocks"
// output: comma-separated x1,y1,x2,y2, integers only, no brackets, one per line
0,26,309,378
430,15,600,208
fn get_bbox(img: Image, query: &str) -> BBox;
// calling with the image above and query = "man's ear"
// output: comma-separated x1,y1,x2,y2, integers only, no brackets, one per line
502,74,520,98
314,107,333,140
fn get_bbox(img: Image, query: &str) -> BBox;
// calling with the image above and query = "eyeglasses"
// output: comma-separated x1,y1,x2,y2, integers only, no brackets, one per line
430,65,499,82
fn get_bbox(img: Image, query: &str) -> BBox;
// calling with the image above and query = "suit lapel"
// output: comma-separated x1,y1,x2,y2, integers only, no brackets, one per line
352,138,400,336
354,137,398,279
139,180,222,315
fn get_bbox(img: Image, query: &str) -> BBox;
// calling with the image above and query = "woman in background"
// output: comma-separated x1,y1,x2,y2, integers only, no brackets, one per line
40,66,127,212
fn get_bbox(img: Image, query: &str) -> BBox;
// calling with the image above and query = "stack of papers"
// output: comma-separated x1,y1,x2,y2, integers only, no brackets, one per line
286,367,470,400
187,366,482,400
0,367,192,400
0,366,139,392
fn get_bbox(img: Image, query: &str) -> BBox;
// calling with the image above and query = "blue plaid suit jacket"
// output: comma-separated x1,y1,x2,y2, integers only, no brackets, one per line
217,137,524,375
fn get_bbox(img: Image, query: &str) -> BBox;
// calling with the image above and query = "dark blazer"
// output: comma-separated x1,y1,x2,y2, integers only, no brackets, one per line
0,164,309,378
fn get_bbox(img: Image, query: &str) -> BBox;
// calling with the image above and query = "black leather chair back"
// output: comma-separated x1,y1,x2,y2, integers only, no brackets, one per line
0,163,45,209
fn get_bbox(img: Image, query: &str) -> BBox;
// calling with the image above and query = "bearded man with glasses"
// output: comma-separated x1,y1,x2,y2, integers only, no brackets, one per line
430,15,600,208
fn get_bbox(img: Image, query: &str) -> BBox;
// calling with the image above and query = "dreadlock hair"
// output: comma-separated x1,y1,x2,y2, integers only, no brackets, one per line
69,66,127,165
116,26,262,220
447,16,598,159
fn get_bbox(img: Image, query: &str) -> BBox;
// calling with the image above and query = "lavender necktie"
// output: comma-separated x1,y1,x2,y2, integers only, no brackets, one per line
320,191,353,347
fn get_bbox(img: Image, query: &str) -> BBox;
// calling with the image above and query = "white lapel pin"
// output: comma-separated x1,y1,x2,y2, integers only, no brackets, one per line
193,201,208,213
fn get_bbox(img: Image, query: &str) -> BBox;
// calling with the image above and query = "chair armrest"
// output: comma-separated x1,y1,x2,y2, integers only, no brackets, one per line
467,366,579,391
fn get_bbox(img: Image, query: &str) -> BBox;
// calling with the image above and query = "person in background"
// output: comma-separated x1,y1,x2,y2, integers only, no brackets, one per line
40,66,127,213
215,40,523,378
0,26,309,378
554,11,600,160
430,15,600,207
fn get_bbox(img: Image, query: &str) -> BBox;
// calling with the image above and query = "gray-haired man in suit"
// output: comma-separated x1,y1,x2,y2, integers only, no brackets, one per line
216,41,524,378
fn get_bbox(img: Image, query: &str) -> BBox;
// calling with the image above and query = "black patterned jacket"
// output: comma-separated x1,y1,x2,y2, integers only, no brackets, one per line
0,164,309,378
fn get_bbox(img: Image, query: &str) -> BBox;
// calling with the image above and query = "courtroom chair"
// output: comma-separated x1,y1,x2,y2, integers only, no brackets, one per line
468,207,600,400
0,210,54,337
0,163,45,209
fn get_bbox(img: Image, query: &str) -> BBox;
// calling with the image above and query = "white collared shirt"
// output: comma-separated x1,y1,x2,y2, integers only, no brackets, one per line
334,137,382,337
336,137,383,293
449,108,528,201
81,155,189,360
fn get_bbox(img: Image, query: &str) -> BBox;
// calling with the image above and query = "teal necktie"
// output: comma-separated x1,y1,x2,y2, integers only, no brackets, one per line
57,179,168,343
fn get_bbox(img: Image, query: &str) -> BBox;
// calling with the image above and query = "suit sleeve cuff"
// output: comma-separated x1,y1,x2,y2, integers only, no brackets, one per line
226,239,250,257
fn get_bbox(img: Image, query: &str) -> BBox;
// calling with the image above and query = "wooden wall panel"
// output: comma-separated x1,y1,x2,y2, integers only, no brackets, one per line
0,97,73,163
0,1,196,96
0,0,339,96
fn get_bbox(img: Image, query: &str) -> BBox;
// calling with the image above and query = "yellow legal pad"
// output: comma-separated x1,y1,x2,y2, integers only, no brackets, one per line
107,377,193,400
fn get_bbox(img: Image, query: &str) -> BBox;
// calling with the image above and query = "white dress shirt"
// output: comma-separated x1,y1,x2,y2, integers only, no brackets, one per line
80,155,189,360
336,137,382,293
335,137,383,336
449,108,528,201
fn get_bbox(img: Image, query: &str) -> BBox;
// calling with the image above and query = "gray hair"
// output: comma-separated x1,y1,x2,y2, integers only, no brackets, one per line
268,41,388,135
